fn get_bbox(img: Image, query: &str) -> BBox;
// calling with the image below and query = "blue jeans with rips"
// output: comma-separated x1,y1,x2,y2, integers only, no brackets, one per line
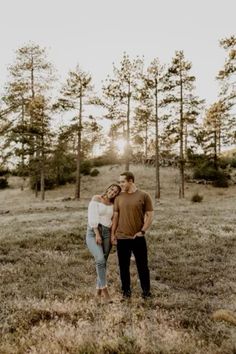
86,224,111,289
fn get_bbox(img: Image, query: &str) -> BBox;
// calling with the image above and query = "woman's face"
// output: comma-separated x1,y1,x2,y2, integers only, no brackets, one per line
106,185,120,199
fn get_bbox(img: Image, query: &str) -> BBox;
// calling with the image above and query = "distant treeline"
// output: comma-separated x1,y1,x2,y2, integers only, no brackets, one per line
0,36,235,198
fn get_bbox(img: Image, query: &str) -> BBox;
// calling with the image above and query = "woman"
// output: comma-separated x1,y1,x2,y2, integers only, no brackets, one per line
86,183,121,301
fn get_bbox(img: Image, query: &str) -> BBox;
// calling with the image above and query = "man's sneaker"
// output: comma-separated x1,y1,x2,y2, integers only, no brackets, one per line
122,290,131,298
141,291,152,299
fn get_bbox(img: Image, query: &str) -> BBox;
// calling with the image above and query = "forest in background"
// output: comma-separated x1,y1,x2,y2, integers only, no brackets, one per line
0,35,236,200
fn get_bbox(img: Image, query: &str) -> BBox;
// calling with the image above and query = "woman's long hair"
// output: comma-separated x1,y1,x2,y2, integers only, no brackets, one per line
102,183,121,203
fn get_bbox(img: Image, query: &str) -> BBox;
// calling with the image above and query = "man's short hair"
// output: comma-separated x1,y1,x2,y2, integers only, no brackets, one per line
120,171,135,182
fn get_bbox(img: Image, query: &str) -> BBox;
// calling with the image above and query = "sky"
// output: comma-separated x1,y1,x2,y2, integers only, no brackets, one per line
1,0,235,109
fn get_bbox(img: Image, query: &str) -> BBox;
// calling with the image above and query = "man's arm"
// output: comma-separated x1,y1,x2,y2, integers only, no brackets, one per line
111,211,119,245
134,211,154,238
143,211,154,231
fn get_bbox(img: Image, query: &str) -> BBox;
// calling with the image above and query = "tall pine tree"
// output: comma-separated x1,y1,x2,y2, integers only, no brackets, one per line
217,35,236,146
4,43,55,193
55,65,92,199
102,53,143,170
144,58,167,199
165,51,202,198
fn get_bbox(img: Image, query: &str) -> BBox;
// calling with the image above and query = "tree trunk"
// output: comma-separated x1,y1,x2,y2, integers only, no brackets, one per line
29,56,39,198
75,88,82,199
125,82,131,171
214,129,218,170
184,122,188,160
40,108,45,201
179,71,185,198
144,116,148,161
218,122,221,155
21,100,25,191
31,56,35,99
154,78,160,200
40,148,45,201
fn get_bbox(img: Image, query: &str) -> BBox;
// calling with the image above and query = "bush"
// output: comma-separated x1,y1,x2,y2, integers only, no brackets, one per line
193,162,229,188
191,193,203,203
90,168,99,177
80,160,92,175
193,165,217,180
230,158,236,168
30,177,56,191
11,165,30,177
0,168,10,177
56,173,76,186
92,155,119,167
187,152,209,168
212,173,229,188
218,157,231,169
0,177,9,189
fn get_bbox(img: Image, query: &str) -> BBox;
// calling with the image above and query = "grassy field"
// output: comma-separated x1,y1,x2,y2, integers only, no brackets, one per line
0,165,236,354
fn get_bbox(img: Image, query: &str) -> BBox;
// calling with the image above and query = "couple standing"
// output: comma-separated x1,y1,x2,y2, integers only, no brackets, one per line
86,171,154,301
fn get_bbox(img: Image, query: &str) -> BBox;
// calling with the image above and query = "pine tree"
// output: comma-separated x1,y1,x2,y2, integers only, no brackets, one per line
82,115,103,159
217,35,236,145
144,58,167,199
104,124,121,163
55,65,92,199
28,95,53,200
133,104,152,161
102,53,143,170
0,103,13,168
203,100,229,167
49,126,76,186
165,51,202,198
3,81,30,188
4,43,55,193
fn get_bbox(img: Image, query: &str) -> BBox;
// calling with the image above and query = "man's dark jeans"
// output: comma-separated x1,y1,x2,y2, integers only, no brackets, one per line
117,236,150,295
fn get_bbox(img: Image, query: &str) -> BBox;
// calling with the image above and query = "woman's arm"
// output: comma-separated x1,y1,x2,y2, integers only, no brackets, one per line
111,211,119,245
88,196,102,244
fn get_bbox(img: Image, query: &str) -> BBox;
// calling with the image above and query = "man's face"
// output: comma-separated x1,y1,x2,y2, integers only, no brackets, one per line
119,175,131,192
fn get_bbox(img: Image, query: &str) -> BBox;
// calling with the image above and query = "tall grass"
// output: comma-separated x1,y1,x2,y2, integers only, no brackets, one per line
0,165,236,353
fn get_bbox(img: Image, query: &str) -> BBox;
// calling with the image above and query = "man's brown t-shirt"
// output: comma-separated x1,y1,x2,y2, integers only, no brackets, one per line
114,189,153,239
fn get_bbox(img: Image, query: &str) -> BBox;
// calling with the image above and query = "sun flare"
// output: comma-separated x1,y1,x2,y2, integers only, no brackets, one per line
114,138,127,155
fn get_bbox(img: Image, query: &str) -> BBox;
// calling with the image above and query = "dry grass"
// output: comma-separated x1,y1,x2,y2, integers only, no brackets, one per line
0,165,236,354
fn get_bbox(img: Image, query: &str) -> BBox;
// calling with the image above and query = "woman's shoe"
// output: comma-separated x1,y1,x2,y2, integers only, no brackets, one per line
101,287,113,303
95,289,102,300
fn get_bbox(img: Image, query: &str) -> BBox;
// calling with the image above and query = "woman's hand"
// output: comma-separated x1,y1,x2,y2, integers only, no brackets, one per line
95,233,102,245
111,235,117,245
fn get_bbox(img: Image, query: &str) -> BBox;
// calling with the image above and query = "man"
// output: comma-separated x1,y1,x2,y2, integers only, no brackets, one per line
111,171,154,299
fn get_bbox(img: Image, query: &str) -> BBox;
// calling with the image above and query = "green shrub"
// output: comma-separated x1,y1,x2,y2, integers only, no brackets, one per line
212,172,229,188
30,177,56,191
90,168,99,177
191,193,203,203
0,177,9,189
193,165,218,180
11,164,30,177
218,157,231,169
56,173,76,186
80,160,92,175
0,168,10,177
187,152,209,168
193,162,229,188
91,156,106,167
92,155,119,167
230,158,236,168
